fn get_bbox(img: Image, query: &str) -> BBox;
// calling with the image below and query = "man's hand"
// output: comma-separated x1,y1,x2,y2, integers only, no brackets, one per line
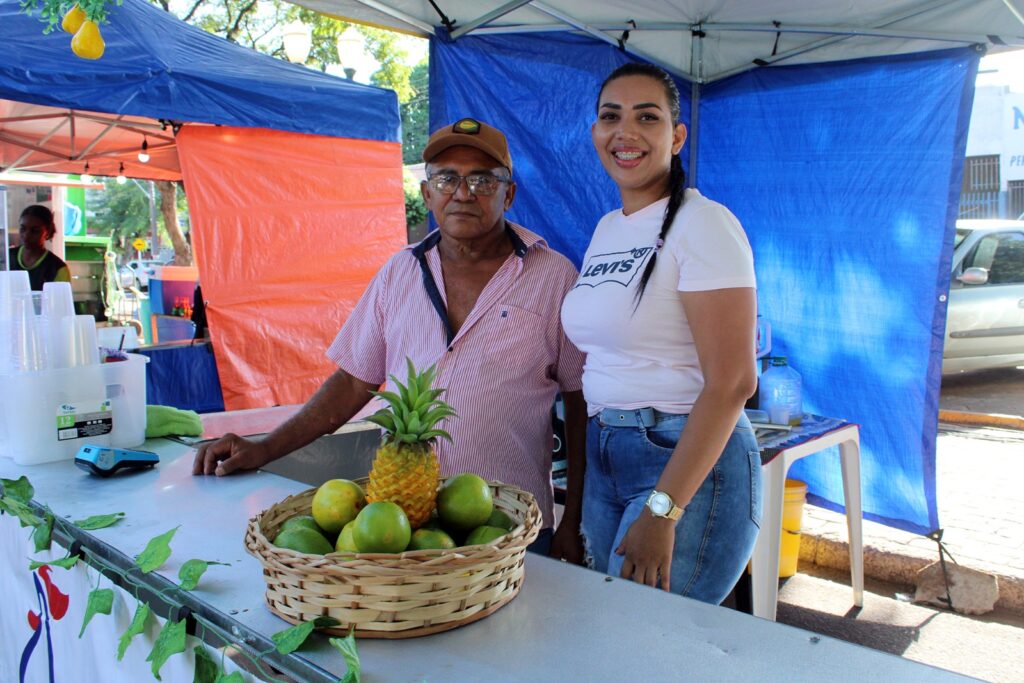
548,515,584,565
192,433,273,477
616,509,676,591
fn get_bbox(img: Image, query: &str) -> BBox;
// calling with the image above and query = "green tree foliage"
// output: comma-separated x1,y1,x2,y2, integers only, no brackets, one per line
402,60,429,164
87,179,187,255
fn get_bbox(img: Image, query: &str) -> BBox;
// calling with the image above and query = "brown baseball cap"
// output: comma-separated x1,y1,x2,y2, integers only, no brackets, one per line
422,118,513,173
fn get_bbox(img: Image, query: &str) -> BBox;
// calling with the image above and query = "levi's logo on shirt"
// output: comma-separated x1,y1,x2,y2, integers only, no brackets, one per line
574,247,654,288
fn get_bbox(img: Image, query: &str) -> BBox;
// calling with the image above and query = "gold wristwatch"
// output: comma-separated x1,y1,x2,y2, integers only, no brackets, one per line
645,490,684,521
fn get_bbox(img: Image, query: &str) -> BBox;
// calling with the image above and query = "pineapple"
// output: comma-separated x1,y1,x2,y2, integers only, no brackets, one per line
364,359,457,528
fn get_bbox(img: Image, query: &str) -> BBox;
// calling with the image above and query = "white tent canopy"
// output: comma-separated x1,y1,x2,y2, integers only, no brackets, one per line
295,0,1024,81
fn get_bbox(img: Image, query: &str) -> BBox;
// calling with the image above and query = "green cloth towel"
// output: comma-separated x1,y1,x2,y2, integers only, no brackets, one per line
146,405,203,438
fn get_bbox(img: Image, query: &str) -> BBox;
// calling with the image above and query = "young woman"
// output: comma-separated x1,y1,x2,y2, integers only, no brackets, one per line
8,205,71,291
560,63,762,604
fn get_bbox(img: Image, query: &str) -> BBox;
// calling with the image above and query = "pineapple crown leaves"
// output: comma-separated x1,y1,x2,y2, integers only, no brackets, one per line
366,359,457,444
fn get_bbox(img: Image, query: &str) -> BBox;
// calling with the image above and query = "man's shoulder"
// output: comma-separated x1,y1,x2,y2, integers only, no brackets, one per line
512,223,578,275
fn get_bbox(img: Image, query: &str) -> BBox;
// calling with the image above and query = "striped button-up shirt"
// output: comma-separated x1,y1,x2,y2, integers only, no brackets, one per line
327,223,584,529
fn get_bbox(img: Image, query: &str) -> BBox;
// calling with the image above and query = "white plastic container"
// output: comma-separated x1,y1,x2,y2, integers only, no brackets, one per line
759,356,803,426
1,354,149,465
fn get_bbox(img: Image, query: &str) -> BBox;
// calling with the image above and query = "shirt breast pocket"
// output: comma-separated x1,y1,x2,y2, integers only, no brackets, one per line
485,303,552,372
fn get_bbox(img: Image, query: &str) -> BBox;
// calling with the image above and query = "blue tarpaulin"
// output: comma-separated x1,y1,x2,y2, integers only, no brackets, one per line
138,343,225,414
431,33,978,534
0,0,399,142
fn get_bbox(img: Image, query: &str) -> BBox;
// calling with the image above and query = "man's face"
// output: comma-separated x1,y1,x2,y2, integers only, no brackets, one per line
421,146,515,242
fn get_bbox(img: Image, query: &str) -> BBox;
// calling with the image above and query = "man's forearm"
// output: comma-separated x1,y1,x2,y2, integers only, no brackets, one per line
260,369,376,461
559,390,587,523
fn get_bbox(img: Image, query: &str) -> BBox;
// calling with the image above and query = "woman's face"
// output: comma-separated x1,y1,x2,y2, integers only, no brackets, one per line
19,214,51,251
592,75,687,208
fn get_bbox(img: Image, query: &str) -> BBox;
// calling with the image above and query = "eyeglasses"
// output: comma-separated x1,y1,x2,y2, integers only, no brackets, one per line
426,173,510,196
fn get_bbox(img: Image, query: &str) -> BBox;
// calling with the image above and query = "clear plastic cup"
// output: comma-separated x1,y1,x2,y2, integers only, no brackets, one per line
43,314,75,369
10,293,46,372
0,271,31,319
42,281,75,318
73,315,100,366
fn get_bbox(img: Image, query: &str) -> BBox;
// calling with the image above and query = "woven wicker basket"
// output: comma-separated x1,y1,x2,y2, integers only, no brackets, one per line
244,477,542,638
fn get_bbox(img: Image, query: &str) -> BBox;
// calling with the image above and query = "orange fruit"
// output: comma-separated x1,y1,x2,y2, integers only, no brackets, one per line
352,502,411,553
311,479,366,534
465,525,508,546
408,527,456,551
273,527,333,555
61,5,86,34
437,473,493,532
71,21,105,60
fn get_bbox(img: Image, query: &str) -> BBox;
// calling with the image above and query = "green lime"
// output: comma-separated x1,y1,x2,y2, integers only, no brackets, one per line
486,508,517,531
273,527,334,555
465,525,508,546
408,528,457,551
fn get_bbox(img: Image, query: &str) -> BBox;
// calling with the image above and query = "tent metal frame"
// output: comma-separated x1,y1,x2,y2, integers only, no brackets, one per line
0,109,176,174
415,0,1009,184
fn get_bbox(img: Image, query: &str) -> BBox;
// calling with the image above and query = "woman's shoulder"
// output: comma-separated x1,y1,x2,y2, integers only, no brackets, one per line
671,190,743,234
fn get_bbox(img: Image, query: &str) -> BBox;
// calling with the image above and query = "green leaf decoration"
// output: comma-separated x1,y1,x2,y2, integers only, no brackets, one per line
330,628,361,683
29,553,80,571
1,475,34,503
1,497,42,528
135,527,179,573
146,618,186,681
32,511,54,552
73,512,125,530
79,587,114,638
193,645,219,683
215,673,244,683
117,602,151,660
271,616,340,655
178,559,227,591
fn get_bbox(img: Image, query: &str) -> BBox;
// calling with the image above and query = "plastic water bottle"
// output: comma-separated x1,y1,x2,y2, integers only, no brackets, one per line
759,357,802,426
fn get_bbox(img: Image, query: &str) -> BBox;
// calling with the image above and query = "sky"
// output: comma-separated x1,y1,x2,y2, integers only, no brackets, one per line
977,50,1024,91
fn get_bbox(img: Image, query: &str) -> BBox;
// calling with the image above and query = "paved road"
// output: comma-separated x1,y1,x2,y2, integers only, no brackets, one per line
941,366,1024,417
777,565,1024,683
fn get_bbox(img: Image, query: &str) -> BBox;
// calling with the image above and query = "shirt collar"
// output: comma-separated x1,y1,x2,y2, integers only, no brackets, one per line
410,221,542,260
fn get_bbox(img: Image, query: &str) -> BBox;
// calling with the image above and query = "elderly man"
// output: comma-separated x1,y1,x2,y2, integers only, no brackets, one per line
193,118,586,560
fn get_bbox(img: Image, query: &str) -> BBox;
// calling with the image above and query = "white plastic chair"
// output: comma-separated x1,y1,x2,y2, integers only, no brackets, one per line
749,424,864,620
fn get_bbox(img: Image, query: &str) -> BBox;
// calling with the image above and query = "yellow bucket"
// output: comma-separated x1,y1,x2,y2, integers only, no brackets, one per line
779,479,807,578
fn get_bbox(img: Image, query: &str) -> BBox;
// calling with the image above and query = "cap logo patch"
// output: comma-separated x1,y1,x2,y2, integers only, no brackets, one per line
453,118,481,135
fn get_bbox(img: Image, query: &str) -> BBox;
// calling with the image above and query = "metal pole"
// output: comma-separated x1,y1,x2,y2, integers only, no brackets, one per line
148,180,157,257
688,27,703,188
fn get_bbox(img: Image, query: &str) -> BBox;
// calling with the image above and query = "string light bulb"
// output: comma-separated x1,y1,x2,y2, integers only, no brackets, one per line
116,162,127,184
138,137,150,163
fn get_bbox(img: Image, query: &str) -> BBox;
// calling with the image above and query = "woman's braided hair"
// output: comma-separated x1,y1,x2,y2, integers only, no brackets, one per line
596,63,686,305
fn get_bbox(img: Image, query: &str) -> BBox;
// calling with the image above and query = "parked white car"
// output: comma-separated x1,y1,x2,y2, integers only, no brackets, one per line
943,219,1024,374
120,258,171,290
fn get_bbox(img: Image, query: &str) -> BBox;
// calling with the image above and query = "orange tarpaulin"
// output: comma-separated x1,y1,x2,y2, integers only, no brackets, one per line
177,126,405,410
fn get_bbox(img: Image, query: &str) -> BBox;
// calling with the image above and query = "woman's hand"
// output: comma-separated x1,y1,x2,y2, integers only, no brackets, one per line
549,515,585,565
617,510,676,591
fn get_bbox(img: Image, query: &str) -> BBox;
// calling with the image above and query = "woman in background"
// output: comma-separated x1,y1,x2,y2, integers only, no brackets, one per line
8,205,71,290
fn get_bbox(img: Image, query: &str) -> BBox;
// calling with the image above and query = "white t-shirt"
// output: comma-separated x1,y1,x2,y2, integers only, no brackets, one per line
561,189,756,415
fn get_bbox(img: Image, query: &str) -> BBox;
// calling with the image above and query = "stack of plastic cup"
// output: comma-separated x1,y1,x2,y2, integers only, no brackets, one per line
0,272,32,458
73,315,100,366
10,292,46,373
42,281,76,370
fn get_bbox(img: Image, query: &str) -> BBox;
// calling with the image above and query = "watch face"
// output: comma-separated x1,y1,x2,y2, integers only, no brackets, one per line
649,493,671,515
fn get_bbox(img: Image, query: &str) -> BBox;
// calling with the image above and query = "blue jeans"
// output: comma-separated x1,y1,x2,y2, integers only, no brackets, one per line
581,411,762,605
